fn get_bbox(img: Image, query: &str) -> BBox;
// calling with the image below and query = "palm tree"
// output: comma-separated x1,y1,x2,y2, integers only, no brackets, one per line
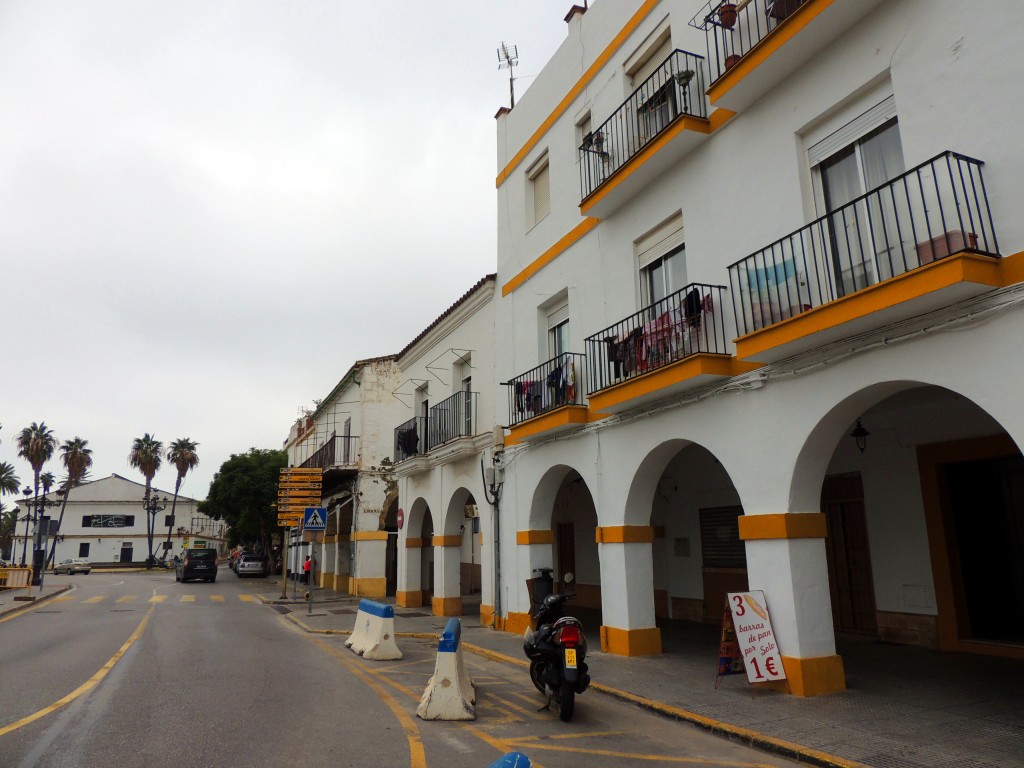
46,438,93,568
164,438,199,556
129,433,163,567
16,422,57,568
0,462,19,562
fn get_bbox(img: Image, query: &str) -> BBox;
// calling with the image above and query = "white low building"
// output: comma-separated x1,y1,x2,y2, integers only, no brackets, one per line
492,0,1024,695
12,474,222,566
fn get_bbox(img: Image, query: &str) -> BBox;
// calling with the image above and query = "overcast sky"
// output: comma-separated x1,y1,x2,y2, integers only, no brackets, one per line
0,1,569,503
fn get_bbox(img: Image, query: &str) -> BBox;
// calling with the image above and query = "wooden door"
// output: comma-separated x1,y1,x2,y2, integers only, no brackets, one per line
822,473,877,633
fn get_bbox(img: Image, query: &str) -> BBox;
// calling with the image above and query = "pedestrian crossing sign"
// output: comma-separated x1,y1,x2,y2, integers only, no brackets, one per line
303,507,327,531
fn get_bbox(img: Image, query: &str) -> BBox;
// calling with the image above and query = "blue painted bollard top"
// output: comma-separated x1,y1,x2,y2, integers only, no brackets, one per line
487,753,532,768
438,617,462,653
357,599,394,619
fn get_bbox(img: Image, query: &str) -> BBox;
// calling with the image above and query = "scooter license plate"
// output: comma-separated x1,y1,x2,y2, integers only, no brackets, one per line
564,648,577,668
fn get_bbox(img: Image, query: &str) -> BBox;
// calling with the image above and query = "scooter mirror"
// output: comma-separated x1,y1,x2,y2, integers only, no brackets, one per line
563,572,575,584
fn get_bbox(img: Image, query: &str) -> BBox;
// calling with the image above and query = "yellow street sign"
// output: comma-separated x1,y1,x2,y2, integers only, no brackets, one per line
280,467,323,475
278,492,321,501
278,516,302,526
276,504,312,513
278,481,322,489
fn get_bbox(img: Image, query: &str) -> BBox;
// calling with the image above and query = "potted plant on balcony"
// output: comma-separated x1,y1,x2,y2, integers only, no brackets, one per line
724,53,742,70
717,2,737,29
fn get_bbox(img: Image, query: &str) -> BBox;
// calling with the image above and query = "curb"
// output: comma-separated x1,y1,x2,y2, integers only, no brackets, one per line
0,585,72,621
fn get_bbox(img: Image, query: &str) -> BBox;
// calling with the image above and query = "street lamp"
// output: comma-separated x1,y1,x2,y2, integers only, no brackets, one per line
144,493,169,567
29,487,62,587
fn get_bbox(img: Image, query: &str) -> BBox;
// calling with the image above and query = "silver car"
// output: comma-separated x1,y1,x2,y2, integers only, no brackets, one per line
54,558,92,575
235,555,267,578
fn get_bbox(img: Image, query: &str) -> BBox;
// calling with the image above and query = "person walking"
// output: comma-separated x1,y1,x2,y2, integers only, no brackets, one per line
303,555,311,585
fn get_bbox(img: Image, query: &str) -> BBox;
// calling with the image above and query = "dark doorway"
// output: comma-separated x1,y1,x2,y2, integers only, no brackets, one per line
942,455,1024,643
384,499,398,597
699,506,747,623
556,522,575,591
822,473,878,633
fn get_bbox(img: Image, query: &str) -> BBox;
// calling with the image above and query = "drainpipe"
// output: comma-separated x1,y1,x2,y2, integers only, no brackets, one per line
481,451,504,626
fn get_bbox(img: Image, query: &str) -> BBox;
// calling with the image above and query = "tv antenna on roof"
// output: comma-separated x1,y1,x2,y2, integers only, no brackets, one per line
497,41,518,108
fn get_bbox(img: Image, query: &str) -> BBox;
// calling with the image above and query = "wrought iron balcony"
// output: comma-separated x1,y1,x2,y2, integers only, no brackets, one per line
427,390,477,449
728,152,999,338
504,353,586,429
394,417,426,464
300,434,359,471
579,49,707,201
585,283,728,394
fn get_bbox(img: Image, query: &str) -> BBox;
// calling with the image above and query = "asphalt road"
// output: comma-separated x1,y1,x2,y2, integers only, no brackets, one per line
0,569,799,768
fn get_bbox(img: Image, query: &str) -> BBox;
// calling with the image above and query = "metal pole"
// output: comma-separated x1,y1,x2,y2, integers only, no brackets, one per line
279,524,289,600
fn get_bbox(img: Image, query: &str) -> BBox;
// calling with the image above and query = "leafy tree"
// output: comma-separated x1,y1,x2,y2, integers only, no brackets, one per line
200,448,286,555
164,438,199,553
0,462,19,562
46,438,93,567
17,422,56,566
128,433,163,567
0,462,19,497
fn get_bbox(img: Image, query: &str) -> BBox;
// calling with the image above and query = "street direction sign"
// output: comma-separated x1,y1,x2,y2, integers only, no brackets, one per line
278,479,322,488
280,467,323,475
278,490,321,500
303,507,327,531
278,515,302,526
276,503,310,511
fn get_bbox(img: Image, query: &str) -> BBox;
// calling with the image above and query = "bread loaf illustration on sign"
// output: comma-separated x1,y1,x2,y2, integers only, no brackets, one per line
745,594,768,620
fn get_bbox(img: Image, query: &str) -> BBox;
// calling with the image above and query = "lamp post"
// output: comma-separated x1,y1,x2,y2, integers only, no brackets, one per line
30,488,62,587
19,487,31,566
144,493,169,567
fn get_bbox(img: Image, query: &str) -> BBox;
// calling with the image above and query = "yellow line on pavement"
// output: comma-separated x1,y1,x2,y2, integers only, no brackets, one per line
238,594,255,603
501,740,779,766
0,607,154,738
305,633,426,768
210,595,224,603
116,595,136,603
180,595,196,602
464,725,547,768
84,596,106,604
51,596,74,603
148,595,167,603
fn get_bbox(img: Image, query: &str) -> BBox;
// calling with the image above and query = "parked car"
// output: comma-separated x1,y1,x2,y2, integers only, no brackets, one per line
54,558,92,575
236,554,268,578
175,548,218,583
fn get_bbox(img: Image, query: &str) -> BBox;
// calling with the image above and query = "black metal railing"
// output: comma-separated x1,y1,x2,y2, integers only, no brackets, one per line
504,353,587,429
580,49,707,200
394,416,426,463
728,151,999,336
585,283,728,394
689,0,809,84
301,434,360,470
427,391,478,449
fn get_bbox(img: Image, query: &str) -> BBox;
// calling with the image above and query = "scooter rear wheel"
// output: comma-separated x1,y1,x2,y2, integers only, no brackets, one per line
529,661,546,694
558,681,575,721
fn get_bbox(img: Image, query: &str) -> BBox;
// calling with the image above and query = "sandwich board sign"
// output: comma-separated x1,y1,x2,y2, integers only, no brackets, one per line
727,591,786,683
303,507,327,531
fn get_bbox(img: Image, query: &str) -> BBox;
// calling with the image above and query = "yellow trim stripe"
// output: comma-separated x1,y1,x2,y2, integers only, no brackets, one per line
432,534,462,547
352,531,389,541
505,405,591,445
737,513,827,540
595,525,654,544
495,0,662,189
502,217,600,296
516,529,554,545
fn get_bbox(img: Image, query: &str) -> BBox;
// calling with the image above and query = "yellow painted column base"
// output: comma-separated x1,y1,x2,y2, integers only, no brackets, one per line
396,590,423,608
779,654,846,696
496,612,532,635
432,596,462,617
599,625,662,656
350,577,386,598
480,604,495,627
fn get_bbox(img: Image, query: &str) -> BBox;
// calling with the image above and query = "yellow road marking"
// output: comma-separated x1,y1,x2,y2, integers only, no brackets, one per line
210,595,224,603
500,740,779,766
0,607,154,737
116,595,136,603
50,596,74,603
180,595,196,602
464,725,547,768
238,594,255,603
148,595,167,603
84,596,106,604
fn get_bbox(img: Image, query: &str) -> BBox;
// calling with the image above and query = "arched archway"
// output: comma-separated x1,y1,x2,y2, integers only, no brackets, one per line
397,497,433,608
383,491,399,597
431,487,483,617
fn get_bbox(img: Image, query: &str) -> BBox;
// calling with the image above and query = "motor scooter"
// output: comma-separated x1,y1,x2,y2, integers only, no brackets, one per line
522,573,590,721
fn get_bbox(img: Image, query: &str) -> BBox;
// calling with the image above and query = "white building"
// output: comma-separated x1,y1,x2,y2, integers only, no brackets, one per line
12,474,220,566
284,356,404,596
392,275,499,619
493,0,1024,695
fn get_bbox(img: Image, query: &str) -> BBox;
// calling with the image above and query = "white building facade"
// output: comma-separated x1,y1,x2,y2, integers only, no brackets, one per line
13,474,219,566
493,0,1024,695
392,275,500,619
285,356,404,596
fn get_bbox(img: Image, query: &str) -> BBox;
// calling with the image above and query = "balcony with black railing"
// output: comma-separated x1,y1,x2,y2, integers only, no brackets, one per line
427,391,477,450
504,353,587,442
394,416,426,464
729,151,1001,362
579,49,708,217
689,0,886,112
300,433,360,471
585,283,752,414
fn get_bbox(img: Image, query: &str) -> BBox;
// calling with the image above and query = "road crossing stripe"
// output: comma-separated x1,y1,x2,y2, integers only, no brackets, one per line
51,596,74,603
149,595,167,603
210,595,224,602
116,596,136,603
84,596,106,604
180,595,196,602
238,594,255,602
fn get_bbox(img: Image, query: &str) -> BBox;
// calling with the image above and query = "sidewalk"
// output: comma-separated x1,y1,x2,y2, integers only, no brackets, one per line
266,591,1024,768
0,582,71,619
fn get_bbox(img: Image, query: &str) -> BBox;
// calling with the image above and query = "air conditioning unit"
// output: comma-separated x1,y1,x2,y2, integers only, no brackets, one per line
464,504,479,519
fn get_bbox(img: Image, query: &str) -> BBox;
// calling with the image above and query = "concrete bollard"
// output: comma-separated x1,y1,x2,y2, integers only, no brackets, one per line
416,617,476,721
345,599,403,660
